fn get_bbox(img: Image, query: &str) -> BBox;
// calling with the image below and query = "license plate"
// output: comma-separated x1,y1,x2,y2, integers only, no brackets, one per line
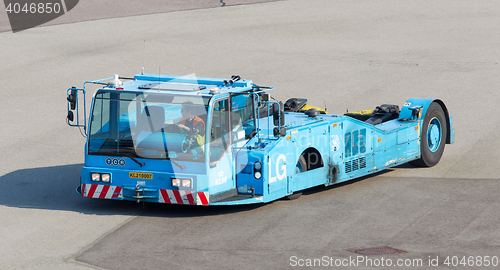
129,172,153,179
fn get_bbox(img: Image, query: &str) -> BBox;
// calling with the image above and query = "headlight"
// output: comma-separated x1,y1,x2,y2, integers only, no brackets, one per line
91,173,101,182
182,179,192,188
101,173,111,182
172,178,192,188
171,178,181,187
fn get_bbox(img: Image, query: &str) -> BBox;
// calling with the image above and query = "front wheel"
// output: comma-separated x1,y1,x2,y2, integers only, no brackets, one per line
410,102,447,167
285,156,307,200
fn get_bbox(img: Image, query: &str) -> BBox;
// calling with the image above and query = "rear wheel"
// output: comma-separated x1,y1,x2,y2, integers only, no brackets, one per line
410,102,447,167
285,156,307,200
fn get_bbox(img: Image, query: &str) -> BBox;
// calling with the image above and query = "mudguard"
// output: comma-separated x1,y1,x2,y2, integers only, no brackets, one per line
399,98,454,144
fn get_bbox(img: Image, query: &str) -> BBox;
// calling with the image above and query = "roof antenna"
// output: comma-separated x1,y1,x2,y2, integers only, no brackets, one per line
142,40,146,73
342,101,349,113
323,100,328,114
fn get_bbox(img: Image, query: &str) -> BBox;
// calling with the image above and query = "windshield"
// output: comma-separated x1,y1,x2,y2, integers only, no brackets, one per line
88,90,210,163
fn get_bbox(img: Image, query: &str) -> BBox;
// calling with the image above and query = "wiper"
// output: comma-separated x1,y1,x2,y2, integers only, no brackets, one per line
122,152,146,167
169,158,185,170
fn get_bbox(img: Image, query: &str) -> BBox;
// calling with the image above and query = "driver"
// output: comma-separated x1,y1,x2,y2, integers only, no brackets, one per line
178,101,205,148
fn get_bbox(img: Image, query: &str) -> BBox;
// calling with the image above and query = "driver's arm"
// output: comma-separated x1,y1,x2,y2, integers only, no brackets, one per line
193,121,204,134
178,123,190,132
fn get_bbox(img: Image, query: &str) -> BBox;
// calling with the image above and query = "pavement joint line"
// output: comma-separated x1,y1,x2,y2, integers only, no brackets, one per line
66,258,109,270
389,177,477,241
0,0,285,33
390,192,453,239
66,213,143,269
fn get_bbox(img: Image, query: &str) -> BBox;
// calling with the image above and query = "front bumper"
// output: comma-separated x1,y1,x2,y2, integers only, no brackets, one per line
78,183,209,205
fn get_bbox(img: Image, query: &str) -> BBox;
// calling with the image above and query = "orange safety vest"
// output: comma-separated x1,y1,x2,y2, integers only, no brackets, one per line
180,116,205,129
180,116,206,149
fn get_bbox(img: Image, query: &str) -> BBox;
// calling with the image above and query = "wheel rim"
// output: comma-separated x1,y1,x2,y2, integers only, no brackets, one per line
427,117,442,152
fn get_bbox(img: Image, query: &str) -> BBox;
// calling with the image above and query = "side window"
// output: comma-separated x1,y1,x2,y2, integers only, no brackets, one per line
210,99,230,163
352,130,359,156
360,129,366,153
345,129,366,159
345,132,351,158
231,94,254,142
89,98,109,136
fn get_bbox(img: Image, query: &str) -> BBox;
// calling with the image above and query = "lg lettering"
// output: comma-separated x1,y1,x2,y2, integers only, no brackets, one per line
269,154,286,183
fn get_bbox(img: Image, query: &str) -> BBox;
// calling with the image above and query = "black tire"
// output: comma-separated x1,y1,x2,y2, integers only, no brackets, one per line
285,191,303,200
410,102,447,167
285,156,307,200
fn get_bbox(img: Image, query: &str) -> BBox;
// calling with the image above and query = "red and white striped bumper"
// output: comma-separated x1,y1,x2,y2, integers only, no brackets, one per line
82,183,123,199
81,184,209,206
159,189,209,205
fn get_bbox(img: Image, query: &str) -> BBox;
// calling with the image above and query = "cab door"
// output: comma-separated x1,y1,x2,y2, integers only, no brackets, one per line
207,97,234,195
231,93,263,195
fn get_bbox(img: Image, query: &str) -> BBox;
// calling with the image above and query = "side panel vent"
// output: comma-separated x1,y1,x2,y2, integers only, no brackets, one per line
353,159,359,171
345,156,367,173
360,156,366,169
345,161,352,173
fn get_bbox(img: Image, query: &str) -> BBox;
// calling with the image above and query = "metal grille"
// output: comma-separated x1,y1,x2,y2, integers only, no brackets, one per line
347,247,407,256
345,161,352,173
345,156,366,173
360,156,366,169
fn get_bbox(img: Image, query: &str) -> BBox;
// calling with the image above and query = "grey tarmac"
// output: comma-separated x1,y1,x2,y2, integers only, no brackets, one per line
1,0,499,269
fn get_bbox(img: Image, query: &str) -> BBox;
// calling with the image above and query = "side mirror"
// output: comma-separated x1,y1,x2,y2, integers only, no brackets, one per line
273,102,285,127
67,88,77,110
260,93,269,102
66,87,86,132
273,127,286,137
67,111,74,122
258,93,269,107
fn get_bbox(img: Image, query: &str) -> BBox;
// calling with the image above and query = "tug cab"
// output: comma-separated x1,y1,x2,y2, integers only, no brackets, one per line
69,74,276,205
